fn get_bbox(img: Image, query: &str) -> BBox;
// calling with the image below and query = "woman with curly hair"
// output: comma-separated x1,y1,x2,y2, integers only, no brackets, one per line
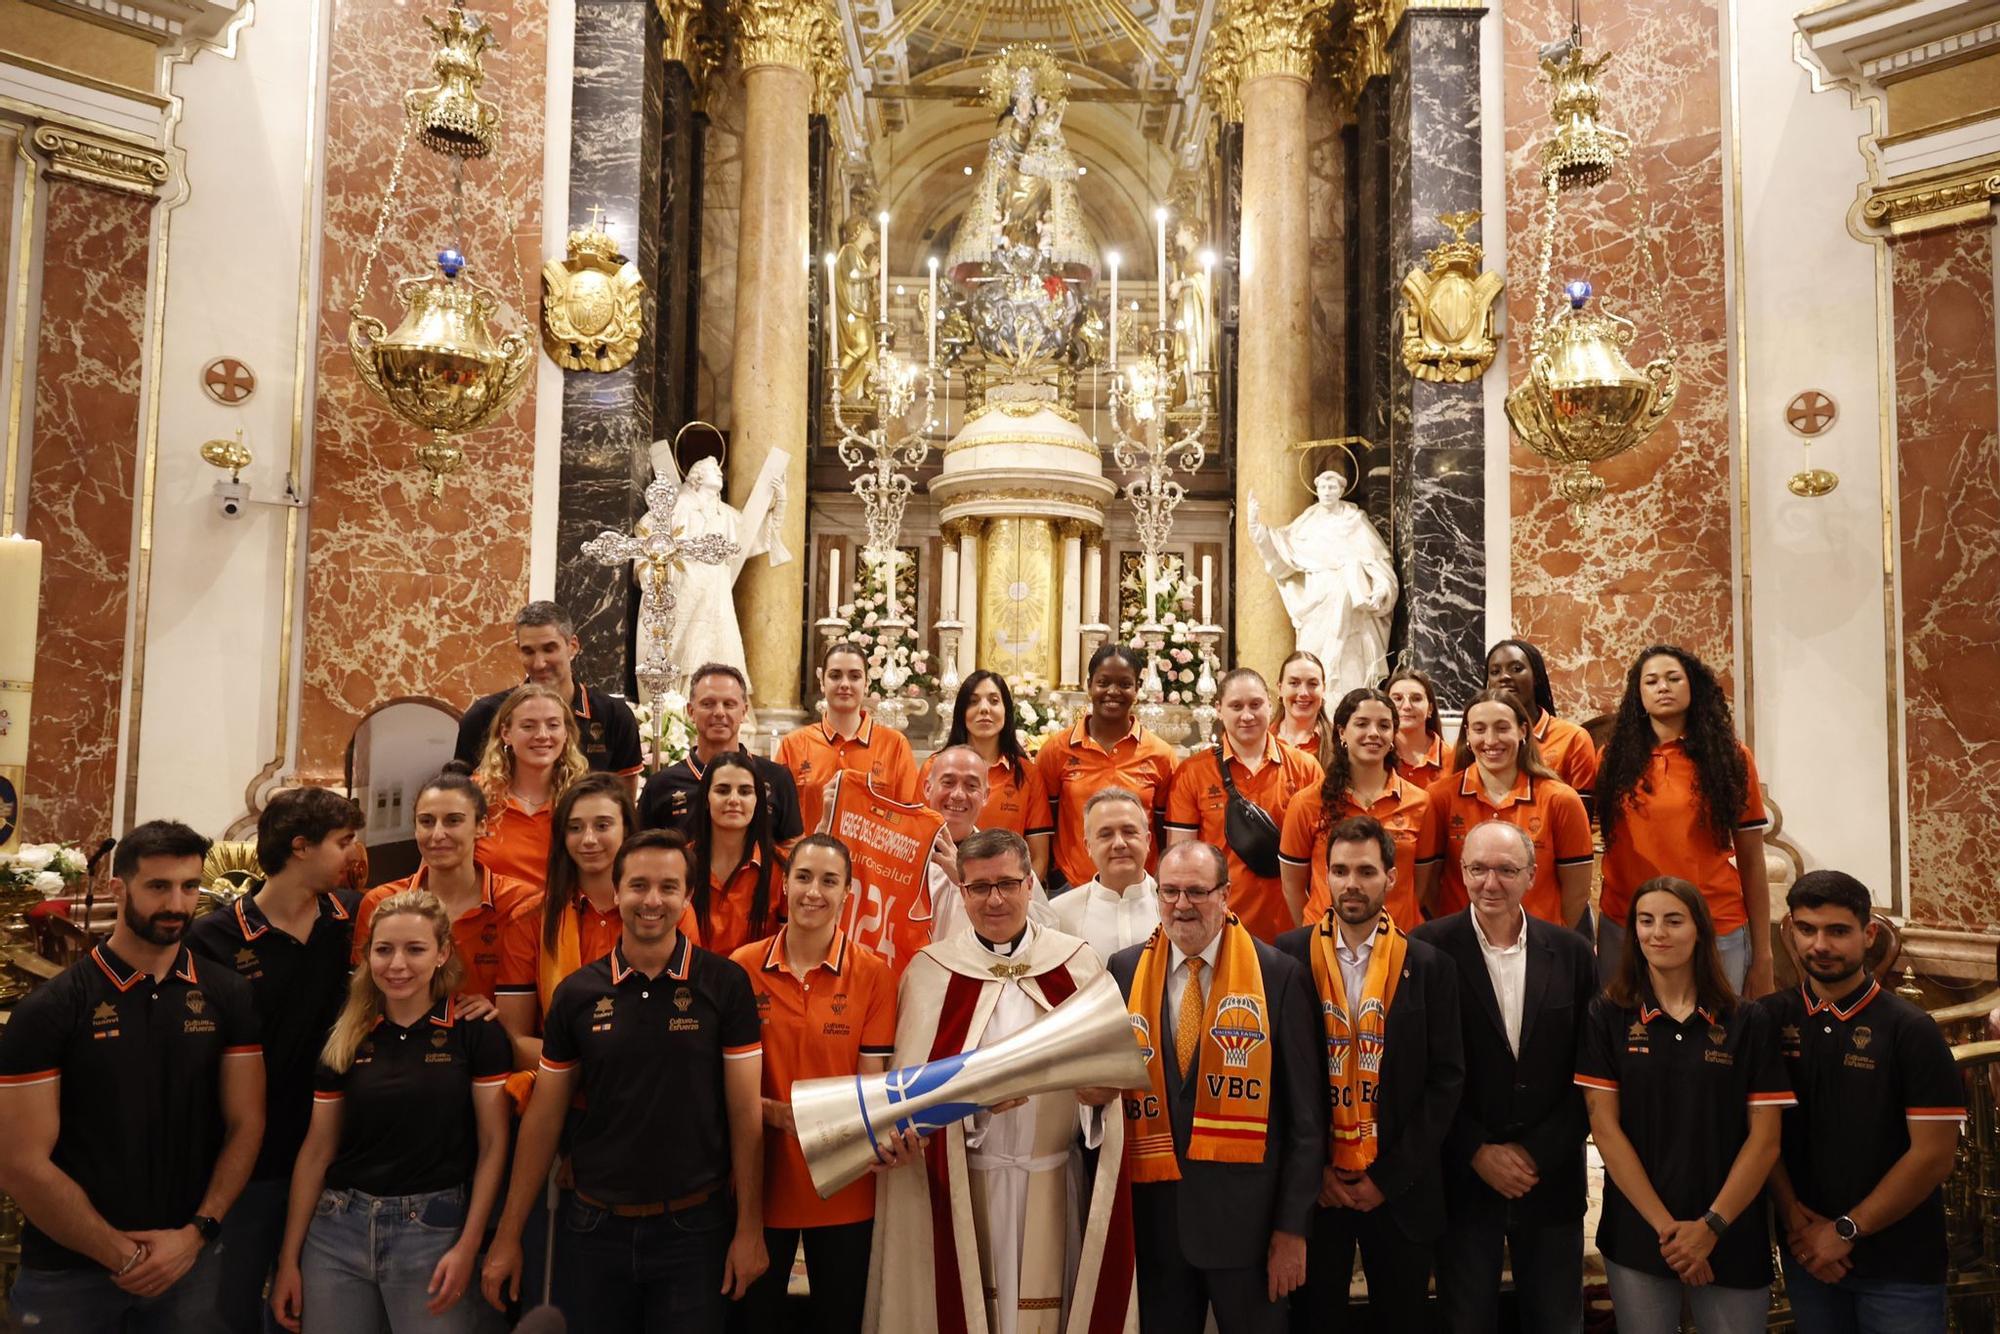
1596,646,1772,996
473,683,589,885
1278,686,1437,929
1385,667,1448,790
1474,639,1598,798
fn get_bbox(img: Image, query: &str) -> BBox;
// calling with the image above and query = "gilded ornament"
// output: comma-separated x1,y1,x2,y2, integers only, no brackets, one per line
1861,165,2000,236
1400,211,1503,382
728,0,847,108
541,208,647,373
30,124,169,198
1203,0,1333,121
1539,44,1628,191
406,4,502,159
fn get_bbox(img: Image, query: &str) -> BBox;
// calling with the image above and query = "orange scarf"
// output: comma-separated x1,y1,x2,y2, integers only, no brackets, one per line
1123,917,1273,1182
1308,912,1406,1171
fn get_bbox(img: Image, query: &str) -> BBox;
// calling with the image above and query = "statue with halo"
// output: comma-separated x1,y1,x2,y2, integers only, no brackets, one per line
1247,449,1397,700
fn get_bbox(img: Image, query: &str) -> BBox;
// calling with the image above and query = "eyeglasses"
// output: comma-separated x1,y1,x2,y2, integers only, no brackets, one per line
1463,863,1528,881
962,877,1027,898
1156,885,1220,904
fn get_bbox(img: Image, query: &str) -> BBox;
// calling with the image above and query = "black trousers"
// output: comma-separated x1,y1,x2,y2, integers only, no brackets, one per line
1433,1198,1583,1334
740,1218,872,1334
1290,1205,1432,1332
1136,1252,1287,1334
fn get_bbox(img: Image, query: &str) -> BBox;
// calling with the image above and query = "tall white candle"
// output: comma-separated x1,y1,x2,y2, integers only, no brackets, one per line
927,255,938,369
940,543,958,617
884,550,899,623
827,546,842,611
1144,551,1158,622
1154,207,1168,327
877,211,889,323
1082,543,1102,624
1200,554,1213,625
1107,251,1120,370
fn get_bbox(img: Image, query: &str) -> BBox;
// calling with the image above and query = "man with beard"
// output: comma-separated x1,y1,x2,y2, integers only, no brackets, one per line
0,820,265,1331
1277,815,1462,1331
1760,871,1964,1333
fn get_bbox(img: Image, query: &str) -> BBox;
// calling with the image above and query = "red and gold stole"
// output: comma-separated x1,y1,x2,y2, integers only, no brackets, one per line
1123,917,1273,1181
1308,911,1407,1170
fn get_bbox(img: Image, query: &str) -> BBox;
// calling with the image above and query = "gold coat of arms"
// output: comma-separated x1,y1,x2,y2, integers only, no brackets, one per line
1400,211,1503,383
541,208,646,373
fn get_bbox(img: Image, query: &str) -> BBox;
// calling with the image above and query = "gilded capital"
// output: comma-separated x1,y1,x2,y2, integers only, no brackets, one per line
1202,0,1334,120
727,0,848,108
31,123,169,198
654,0,720,89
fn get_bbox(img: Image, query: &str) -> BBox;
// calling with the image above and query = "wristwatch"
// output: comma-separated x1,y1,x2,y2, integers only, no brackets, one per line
1700,1209,1729,1239
191,1214,222,1245
1834,1215,1862,1243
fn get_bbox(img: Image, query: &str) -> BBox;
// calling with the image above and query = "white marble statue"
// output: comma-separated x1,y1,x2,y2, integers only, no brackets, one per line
633,444,791,700
1247,470,1398,699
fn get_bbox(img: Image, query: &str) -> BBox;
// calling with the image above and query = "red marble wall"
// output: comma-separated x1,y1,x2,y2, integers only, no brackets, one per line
299,0,547,784
1890,223,2000,930
1502,0,1734,714
24,181,153,842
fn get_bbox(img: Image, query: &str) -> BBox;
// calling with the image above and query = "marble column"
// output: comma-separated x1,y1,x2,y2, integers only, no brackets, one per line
1058,523,1083,688
726,0,838,714
1215,0,1328,679
954,521,981,680
1386,5,1487,701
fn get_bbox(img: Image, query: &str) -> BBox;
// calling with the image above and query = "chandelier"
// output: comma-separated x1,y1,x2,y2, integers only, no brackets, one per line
822,212,939,731
1504,7,1678,522
347,1,532,497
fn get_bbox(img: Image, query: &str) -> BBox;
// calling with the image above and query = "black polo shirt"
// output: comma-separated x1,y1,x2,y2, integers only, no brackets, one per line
188,887,360,1180
638,752,804,843
312,996,512,1197
1760,978,1965,1284
1576,993,1793,1287
0,944,260,1270
539,936,761,1204
454,680,643,775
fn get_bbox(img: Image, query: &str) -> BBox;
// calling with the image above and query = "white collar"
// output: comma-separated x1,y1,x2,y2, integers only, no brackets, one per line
1086,872,1155,903
1335,926,1375,964
1169,929,1223,976
1471,907,1529,955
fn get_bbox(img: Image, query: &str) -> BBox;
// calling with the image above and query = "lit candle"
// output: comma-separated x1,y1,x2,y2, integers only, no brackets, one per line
940,543,958,618
1107,251,1120,370
927,255,938,369
877,211,889,324
1200,554,1213,625
0,535,42,837
827,546,842,610
1155,207,1168,327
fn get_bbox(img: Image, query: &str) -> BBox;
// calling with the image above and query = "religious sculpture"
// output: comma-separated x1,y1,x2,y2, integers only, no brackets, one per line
833,213,879,401
1246,470,1398,699
630,439,791,700
946,44,1097,284
1169,219,1213,380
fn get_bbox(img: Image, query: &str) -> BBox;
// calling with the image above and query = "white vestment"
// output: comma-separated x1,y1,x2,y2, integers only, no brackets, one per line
1049,874,1158,964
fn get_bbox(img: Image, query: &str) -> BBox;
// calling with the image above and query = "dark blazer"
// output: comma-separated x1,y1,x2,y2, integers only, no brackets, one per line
1108,931,1326,1270
1274,922,1464,1243
1410,909,1596,1225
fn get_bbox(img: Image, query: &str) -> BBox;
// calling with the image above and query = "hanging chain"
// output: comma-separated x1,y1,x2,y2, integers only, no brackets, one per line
1532,171,1559,358
353,117,416,312
450,156,468,260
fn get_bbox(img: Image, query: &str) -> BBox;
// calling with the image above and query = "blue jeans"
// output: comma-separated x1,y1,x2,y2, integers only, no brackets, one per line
298,1186,499,1334
1604,1257,1768,1334
1781,1252,1947,1334
9,1238,223,1333
551,1190,730,1334
215,1176,289,1333
1599,918,1750,992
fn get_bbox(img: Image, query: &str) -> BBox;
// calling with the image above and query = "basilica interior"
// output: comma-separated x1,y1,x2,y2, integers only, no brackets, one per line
2,0,2000,1306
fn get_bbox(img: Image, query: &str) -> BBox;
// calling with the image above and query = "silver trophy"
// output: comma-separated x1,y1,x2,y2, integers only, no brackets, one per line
790,970,1150,1198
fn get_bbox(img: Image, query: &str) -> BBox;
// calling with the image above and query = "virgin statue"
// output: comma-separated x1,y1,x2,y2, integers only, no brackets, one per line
1247,471,1398,698
833,214,878,401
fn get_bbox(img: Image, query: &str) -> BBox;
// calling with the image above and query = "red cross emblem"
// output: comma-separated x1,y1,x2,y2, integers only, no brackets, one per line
202,357,257,405
1784,390,1836,437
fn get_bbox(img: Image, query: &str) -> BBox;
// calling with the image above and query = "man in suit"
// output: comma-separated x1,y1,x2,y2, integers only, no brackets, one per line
1105,840,1323,1334
1412,819,1596,1333
1277,814,1463,1331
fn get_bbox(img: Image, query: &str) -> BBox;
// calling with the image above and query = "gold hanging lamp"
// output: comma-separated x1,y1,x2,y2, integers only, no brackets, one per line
347,1,531,497
1504,6,1679,522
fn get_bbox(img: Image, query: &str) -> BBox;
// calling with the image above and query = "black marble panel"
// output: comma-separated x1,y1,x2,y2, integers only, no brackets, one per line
1384,8,1487,704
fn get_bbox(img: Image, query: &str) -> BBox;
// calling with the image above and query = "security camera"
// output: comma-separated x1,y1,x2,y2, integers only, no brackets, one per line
214,478,250,519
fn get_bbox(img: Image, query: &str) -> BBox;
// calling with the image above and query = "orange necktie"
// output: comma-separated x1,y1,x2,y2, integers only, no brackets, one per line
1175,958,1205,1077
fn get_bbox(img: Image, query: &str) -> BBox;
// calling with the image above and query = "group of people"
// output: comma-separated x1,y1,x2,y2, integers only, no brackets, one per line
0,599,1970,1334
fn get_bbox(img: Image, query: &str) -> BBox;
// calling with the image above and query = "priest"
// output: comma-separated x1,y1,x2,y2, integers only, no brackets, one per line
865,827,1135,1334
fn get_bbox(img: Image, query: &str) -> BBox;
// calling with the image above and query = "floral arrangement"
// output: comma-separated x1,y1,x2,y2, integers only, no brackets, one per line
1005,672,1073,752
1117,555,1203,706
1,841,90,899
834,555,937,702
631,690,695,771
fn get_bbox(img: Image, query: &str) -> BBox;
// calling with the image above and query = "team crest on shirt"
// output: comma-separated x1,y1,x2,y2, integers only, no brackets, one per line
1780,1023,1801,1057
233,947,263,979
1625,1020,1650,1054
798,760,815,779
1707,1023,1727,1046
754,993,772,1017
432,1029,449,1048
674,987,693,1012
1211,994,1267,1070
183,991,216,1035
481,922,499,946
1129,1014,1155,1065
1845,1025,1877,1070
91,1001,120,1040
1851,1025,1872,1051
830,991,849,1016
591,997,614,1032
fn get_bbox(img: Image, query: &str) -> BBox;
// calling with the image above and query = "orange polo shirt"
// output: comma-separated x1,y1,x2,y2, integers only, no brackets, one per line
1398,736,1447,793
1035,719,1178,889
704,850,772,959
1165,737,1324,942
730,930,897,1229
1281,773,1440,931
916,752,1055,839
778,713,919,836
477,796,552,887
1600,740,1768,934
1450,714,1598,797
1425,769,1593,924
355,865,543,1001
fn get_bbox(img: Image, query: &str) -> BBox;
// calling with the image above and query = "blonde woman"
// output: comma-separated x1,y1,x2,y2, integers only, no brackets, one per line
272,890,511,1332
475,684,588,885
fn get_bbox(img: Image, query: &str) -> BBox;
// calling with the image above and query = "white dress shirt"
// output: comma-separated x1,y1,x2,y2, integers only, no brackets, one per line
1051,873,1159,963
1164,930,1225,1039
1334,927,1374,1007
1472,907,1529,1056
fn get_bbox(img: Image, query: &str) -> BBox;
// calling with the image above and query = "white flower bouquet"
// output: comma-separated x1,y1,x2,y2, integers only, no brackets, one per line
834,558,939,701
1116,556,1204,706
1,842,90,899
